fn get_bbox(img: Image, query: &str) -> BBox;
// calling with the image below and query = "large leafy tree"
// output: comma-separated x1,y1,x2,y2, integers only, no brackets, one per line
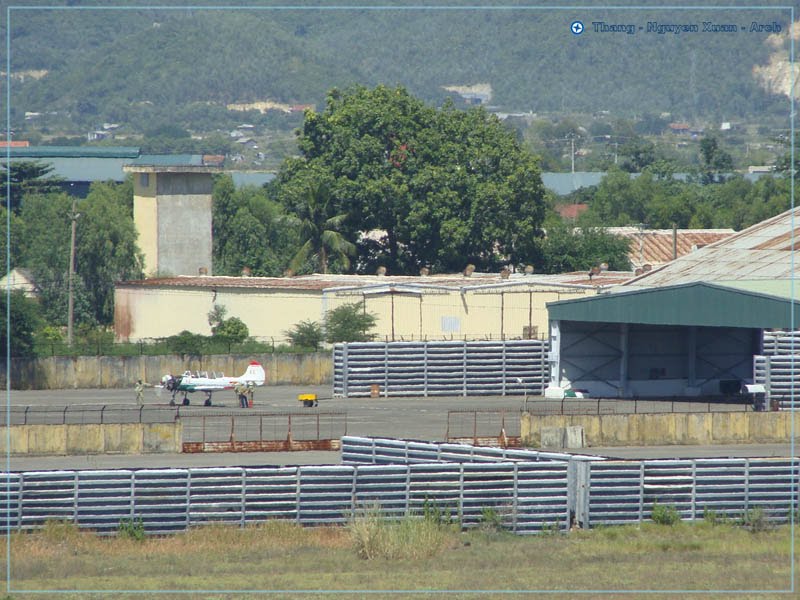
212,175,298,276
76,181,144,324
1,161,63,212
271,85,546,274
17,182,143,326
0,290,42,358
288,178,355,274
536,222,631,274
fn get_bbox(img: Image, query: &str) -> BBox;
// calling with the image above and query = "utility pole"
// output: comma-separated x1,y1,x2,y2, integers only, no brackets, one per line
67,197,79,346
570,136,575,174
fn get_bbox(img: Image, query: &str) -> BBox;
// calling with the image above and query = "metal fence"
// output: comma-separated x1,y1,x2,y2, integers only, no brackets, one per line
445,409,523,447
0,462,570,535
753,355,798,410
585,457,799,527
181,411,347,453
333,340,549,398
0,404,179,426
340,436,597,465
1,406,347,453
762,330,800,355
523,398,755,415
1,438,796,537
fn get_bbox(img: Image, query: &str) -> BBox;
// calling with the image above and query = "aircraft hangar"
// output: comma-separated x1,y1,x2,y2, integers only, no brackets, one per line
544,281,800,399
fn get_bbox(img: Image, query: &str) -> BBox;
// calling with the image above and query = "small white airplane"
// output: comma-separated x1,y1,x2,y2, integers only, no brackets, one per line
159,361,266,406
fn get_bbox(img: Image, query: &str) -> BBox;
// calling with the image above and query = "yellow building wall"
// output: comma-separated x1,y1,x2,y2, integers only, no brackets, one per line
116,282,598,343
132,172,159,276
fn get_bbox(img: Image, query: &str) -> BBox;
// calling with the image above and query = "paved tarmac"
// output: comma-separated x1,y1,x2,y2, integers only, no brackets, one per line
5,385,798,472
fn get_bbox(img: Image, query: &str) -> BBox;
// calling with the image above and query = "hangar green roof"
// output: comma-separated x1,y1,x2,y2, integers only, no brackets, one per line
547,281,800,329
6,146,140,159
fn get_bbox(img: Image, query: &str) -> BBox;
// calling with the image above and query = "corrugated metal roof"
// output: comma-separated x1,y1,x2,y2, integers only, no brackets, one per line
127,154,204,166
548,281,800,329
715,279,800,301
605,228,734,268
6,146,140,158
623,207,800,287
118,270,635,293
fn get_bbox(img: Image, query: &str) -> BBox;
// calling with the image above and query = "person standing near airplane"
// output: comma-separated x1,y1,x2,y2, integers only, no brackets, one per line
134,379,149,405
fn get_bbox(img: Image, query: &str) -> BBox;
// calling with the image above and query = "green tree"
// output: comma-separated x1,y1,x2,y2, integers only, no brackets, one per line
212,316,249,344
76,181,144,324
618,137,656,173
1,161,63,212
325,302,377,343
0,290,42,357
285,319,324,350
699,136,734,184
213,175,298,276
17,182,142,327
287,179,355,274
166,330,207,358
536,223,632,274
273,85,545,274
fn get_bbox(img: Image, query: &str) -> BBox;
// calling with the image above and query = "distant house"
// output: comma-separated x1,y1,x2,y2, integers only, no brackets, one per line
555,204,589,221
87,130,109,141
668,122,691,135
0,268,39,298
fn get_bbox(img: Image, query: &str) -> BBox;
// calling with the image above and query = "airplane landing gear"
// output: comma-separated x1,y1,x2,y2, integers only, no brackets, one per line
182,394,190,406
204,392,212,407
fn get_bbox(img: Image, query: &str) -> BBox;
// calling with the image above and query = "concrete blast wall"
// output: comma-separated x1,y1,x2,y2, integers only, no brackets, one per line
3,352,331,390
0,422,182,455
521,411,800,446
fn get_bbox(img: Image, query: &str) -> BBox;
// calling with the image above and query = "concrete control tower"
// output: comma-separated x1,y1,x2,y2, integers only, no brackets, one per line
124,155,223,277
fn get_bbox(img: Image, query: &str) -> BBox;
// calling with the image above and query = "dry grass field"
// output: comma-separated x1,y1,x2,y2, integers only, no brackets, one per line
0,515,796,599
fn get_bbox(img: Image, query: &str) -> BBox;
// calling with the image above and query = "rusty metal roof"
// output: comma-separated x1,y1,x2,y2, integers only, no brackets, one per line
118,270,636,293
623,207,800,287
605,227,734,268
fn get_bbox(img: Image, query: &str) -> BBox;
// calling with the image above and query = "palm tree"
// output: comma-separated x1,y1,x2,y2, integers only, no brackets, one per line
289,182,355,274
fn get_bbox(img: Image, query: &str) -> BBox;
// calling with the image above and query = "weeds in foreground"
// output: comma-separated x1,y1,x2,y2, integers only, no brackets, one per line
651,501,681,526
738,507,774,532
117,517,146,542
349,504,459,560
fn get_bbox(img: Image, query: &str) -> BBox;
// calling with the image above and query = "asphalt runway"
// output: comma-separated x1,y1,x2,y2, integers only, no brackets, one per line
6,385,798,471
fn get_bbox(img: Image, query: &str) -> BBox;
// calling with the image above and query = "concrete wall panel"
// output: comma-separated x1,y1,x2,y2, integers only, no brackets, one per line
1,423,178,455
27,425,67,455
142,423,182,453
521,412,792,447
66,424,104,454
5,352,332,390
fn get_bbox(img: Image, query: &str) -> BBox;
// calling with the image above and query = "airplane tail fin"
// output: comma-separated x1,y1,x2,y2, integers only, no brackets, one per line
241,361,266,385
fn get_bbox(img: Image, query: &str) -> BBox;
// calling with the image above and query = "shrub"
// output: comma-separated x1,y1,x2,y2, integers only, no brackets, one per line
478,506,505,532
285,319,324,350
651,501,681,526
739,507,773,532
325,302,377,343
349,504,458,560
166,330,207,357
118,516,146,542
212,316,249,344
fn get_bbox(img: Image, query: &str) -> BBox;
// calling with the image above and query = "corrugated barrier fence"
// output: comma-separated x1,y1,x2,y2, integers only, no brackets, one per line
2,437,796,536
333,339,549,397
